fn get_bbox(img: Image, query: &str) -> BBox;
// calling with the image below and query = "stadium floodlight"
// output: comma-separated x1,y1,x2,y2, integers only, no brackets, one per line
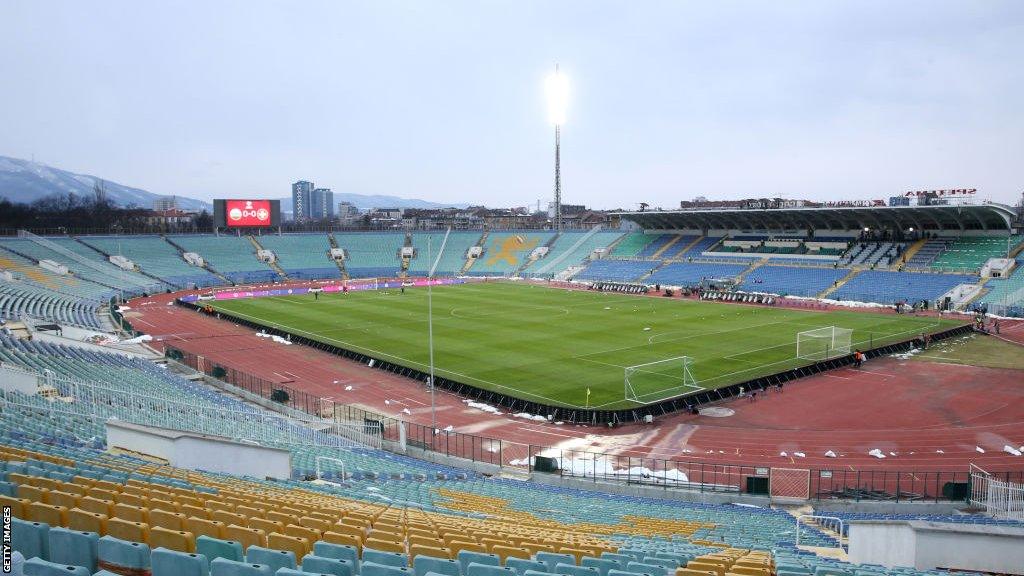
545,66,569,126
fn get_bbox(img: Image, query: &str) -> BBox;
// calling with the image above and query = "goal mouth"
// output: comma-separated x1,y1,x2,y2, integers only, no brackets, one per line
624,355,702,405
795,326,853,361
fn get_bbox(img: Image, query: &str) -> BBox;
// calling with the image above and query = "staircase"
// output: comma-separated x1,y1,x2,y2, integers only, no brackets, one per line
517,232,563,277
734,258,768,284
896,237,929,268
326,233,349,280
665,236,704,261
460,230,489,275
399,233,414,278
817,268,862,299
247,235,288,280
162,236,232,285
602,231,630,257
650,235,684,259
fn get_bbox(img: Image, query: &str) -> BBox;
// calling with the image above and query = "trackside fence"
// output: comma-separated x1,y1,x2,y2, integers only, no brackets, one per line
970,464,1024,520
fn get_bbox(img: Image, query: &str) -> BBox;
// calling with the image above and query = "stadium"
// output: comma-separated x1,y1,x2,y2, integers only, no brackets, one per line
2,197,1024,575
4,3,1024,575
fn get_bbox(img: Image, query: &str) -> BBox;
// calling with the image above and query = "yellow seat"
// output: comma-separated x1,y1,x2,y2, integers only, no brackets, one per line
268,532,310,559
409,544,451,560
113,492,148,508
206,500,236,513
249,517,284,536
448,541,487,556
285,524,321,545
76,496,114,516
107,518,150,544
491,545,530,563
16,485,49,503
0,495,30,519
224,524,266,551
299,516,332,533
321,531,362,551
267,511,300,526
68,509,108,535
113,503,148,524
150,526,196,552
58,483,88,498
364,537,405,554
186,517,226,540
213,510,248,527
27,502,68,527
180,504,210,520
150,509,187,531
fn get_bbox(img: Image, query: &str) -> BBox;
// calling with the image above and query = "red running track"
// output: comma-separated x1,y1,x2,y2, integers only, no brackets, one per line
127,288,1024,474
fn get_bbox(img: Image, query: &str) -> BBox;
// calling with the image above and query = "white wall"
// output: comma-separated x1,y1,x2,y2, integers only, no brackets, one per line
849,520,1024,575
106,420,291,479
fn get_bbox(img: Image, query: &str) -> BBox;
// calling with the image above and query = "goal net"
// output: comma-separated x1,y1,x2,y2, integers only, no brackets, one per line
796,326,853,361
624,355,701,404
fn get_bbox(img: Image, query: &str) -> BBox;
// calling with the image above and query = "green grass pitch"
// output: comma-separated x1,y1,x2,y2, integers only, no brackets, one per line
209,282,963,409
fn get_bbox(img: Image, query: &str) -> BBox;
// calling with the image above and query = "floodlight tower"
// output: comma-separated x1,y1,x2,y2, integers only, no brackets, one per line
546,65,569,231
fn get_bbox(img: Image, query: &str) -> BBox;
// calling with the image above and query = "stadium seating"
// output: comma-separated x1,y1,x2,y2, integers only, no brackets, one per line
673,236,723,259
606,233,654,258
903,238,950,268
831,270,978,304
573,260,655,282
977,260,1024,316
635,235,676,258
171,235,279,284
929,235,1024,271
334,233,405,278
522,231,625,276
645,262,749,286
469,232,554,276
739,266,849,297
255,234,341,279
0,281,104,328
0,237,163,294
0,246,114,301
79,235,221,288
407,232,482,276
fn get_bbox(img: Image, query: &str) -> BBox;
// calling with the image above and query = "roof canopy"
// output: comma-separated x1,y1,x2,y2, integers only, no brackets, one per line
614,203,1017,232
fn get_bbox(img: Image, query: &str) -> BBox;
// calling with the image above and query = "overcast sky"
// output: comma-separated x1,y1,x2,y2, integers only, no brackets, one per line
1,1,1022,209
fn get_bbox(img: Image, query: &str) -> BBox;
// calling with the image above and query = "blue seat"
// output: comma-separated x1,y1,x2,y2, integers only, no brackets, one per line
467,563,515,576
47,528,98,573
537,553,576,571
312,542,359,570
22,557,91,576
197,535,245,563
0,480,15,496
98,536,151,570
363,549,408,569
301,554,354,576
582,558,618,576
210,557,274,576
246,546,297,573
458,552,499,575
651,555,689,569
555,564,598,576
12,518,49,562
599,555,631,571
506,558,547,576
152,547,211,576
626,563,666,576
362,561,414,576
639,559,675,572
608,570,652,576
523,571,559,576
414,556,461,576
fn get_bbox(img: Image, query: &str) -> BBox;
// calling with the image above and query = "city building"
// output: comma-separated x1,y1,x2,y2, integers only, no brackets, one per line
311,188,334,220
337,201,360,224
153,196,179,211
291,180,315,221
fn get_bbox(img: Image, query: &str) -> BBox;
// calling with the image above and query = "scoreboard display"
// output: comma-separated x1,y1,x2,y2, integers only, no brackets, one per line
213,199,281,228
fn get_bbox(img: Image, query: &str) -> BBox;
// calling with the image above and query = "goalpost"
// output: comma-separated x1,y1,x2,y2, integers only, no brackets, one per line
624,355,701,404
796,326,853,361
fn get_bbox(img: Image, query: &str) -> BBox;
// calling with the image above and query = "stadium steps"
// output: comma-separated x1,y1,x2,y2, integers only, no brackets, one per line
664,235,705,260
896,237,929,268
247,235,289,279
817,268,862,299
326,233,349,279
516,232,562,275
161,235,233,285
733,258,767,283
961,277,992,308
649,234,684,259
1010,240,1024,259
460,230,489,275
399,232,413,277
72,236,174,289
0,242,126,294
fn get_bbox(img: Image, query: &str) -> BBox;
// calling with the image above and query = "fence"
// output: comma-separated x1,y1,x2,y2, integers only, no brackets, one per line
970,464,1024,520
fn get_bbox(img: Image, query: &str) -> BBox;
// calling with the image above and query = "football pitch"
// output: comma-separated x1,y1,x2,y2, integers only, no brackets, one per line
209,282,962,409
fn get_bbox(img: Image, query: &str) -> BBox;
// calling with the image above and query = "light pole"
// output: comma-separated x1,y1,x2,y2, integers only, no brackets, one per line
546,65,568,232
426,227,452,434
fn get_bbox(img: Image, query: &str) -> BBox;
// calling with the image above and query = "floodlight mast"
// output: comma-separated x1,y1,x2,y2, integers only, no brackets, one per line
546,64,568,232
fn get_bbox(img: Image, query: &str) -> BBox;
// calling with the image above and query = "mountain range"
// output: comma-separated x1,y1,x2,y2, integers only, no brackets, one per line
0,155,466,212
